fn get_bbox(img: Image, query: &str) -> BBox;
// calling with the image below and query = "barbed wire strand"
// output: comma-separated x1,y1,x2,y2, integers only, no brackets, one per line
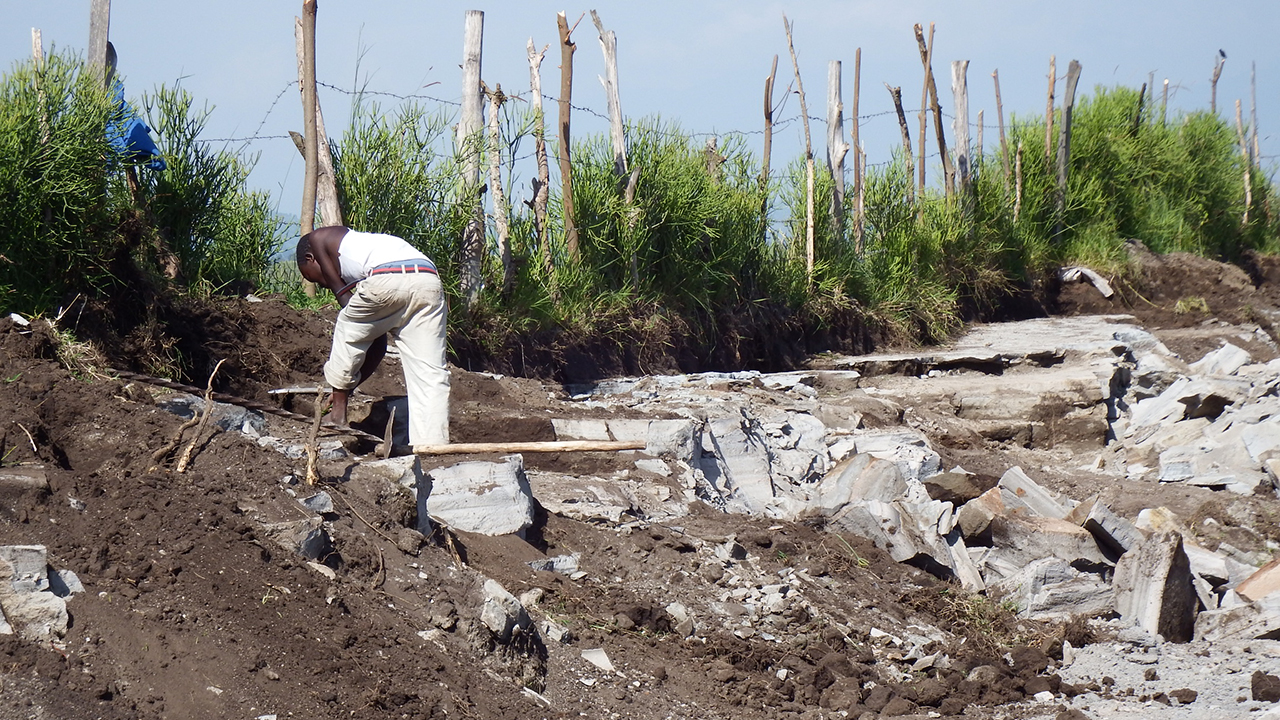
196,76,1266,170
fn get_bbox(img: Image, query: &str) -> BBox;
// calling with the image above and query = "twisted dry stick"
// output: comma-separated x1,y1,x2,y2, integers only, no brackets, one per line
176,359,227,473
304,387,329,485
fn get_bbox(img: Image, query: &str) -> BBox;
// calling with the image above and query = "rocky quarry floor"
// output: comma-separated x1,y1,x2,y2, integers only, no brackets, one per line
2,248,1280,719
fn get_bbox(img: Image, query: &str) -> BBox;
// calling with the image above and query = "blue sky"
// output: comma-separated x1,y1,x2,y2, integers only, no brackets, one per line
5,1,1277,223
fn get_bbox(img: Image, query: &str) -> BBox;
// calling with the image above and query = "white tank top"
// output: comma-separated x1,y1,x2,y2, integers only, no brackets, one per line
336,230,432,286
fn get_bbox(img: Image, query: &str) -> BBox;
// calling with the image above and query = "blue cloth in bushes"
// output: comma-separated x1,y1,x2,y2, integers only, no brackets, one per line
107,80,166,171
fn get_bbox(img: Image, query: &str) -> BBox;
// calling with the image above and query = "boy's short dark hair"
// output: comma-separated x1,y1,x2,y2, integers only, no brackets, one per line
295,235,311,266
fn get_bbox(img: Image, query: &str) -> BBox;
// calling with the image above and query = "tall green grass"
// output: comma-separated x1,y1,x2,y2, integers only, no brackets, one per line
4,49,1277,362
323,82,1278,354
330,100,467,294
138,85,288,292
0,52,288,316
0,53,122,313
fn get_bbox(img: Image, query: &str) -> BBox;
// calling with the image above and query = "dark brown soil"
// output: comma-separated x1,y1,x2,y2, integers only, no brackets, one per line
1051,243,1280,362
2,245,1278,719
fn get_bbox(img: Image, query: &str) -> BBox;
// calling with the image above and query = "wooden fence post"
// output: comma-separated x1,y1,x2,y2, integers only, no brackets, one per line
299,0,319,297
1131,83,1146,135
294,16,342,230
921,24,931,196
1211,51,1225,114
1044,55,1056,161
826,60,848,245
1250,61,1260,164
458,10,485,309
88,0,111,78
885,83,915,204
783,14,815,285
556,12,579,259
32,29,50,145
1014,140,1024,222
1236,99,1252,228
590,11,627,178
1162,79,1169,124
976,109,984,184
1053,60,1081,242
761,55,778,241
914,23,952,198
852,48,863,253
527,39,552,277
483,82,512,295
951,60,971,202
857,146,866,253
993,69,1009,190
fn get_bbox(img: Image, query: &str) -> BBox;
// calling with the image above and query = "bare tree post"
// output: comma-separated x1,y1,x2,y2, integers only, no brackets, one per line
993,69,1009,189
623,166,641,287
915,23,953,198
527,39,553,277
300,0,319,297
32,29,50,145
976,109,984,185
1131,82,1147,136
1236,99,1253,227
590,11,628,179
1211,51,1225,114
914,24,931,196
826,60,849,245
88,0,111,78
1162,79,1169,124
783,14,816,285
556,12,580,259
886,84,915,204
857,145,866,255
1053,60,1081,242
851,48,863,253
951,60,971,204
1044,55,1056,160
761,55,778,241
705,137,725,183
1014,139,1024,222
590,10,639,285
456,10,485,309
1251,61,1260,164
483,82,513,296
294,16,342,230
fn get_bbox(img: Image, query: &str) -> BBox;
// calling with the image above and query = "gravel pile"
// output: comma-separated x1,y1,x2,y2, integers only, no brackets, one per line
1052,629,1280,719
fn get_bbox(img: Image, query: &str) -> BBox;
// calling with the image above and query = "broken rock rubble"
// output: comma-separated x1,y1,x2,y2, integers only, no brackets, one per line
537,319,1280,646
0,544,83,641
140,316,1280,652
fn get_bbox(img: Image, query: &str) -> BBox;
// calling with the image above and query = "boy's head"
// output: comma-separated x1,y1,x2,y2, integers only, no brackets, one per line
295,234,322,284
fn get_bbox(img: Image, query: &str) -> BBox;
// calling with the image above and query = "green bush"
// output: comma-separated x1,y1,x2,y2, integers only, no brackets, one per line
568,121,767,314
0,53,288,315
331,100,466,290
138,85,288,292
0,53,122,313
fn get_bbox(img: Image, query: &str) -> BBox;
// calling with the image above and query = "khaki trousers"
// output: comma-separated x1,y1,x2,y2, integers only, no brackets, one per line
324,272,450,446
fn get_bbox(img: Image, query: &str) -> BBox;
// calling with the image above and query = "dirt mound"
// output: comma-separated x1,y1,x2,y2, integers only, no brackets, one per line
1052,242,1280,362
0,306,1097,720
4,247,1280,719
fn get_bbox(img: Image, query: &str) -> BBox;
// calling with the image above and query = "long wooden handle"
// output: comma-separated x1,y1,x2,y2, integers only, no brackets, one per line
414,440,644,455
